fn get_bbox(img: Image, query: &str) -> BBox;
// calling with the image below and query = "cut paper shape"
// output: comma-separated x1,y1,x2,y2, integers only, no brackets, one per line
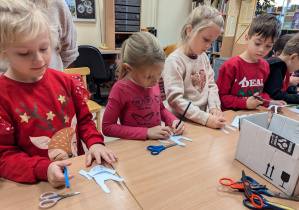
79,170,93,180
268,105,287,114
93,172,124,193
88,165,115,177
289,108,299,114
221,127,229,134
169,132,192,146
79,165,124,193
158,140,170,143
225,125,236,131
231,114,248,128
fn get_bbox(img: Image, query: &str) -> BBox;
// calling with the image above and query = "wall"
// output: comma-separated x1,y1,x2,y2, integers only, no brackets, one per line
74,0,191,48
156,0,191,47
74,0,102,48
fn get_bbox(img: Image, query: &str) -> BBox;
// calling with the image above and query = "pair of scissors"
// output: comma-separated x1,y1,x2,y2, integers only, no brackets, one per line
219,177,265,190
39,191,81,209
147,143,177,155
241,177,299,202
242,170,264,209
253,95,271,102
243,192,296,210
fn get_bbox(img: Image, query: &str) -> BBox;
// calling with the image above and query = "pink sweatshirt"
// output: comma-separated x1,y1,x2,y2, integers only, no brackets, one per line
102,78,178,140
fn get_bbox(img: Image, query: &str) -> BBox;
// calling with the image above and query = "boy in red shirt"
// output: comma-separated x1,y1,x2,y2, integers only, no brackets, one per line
216,14,286,111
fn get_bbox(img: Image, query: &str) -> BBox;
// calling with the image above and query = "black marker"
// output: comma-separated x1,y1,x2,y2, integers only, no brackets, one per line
176,102,191,129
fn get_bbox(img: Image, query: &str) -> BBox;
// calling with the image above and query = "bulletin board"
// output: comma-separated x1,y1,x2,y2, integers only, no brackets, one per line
65,0,96,22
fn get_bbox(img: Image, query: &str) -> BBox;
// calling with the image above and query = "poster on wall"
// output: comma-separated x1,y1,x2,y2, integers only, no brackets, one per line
65,0,96,22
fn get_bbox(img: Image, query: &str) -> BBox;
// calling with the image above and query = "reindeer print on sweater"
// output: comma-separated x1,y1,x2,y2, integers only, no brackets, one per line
16,89,78,161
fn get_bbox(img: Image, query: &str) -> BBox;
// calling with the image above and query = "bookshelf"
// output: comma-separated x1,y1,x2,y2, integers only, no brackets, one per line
103,0,142,50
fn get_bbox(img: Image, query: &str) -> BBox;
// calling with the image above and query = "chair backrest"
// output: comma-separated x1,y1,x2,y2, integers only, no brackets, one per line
63,67,90,88
75,45,109,81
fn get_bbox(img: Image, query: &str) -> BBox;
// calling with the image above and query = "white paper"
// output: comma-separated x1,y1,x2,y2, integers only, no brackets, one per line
158,140,170,143
169,132,192,146
225,125,236,131
231,114,248,128
289,108,299,114
239,0,255,23
221,127,229,134
225,16,237,37
79,165,124,193
268,105,288,114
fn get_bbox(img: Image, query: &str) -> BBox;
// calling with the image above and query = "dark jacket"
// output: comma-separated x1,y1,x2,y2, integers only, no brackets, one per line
264,57,299,103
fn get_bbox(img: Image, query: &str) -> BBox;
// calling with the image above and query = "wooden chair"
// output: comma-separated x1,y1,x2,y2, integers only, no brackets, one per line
63,67,102,132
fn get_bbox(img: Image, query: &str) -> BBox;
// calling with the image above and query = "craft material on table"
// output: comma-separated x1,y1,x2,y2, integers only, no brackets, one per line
242,170,264,209
221,125,237,134
268,105,288,114
64,166,69,188
240,176,299,202
39,191,80,209
221,127,229,134
158,140,170,143
231,114,248,128
147,143,177,155
243,192,296,209
169,132,192,146
289,108,299,114
176,101,191,129
79,165,124,193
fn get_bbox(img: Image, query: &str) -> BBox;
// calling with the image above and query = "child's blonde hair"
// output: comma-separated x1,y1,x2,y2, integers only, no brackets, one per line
0,0,58,58
282,33,299,56
118,31,165,80
180,5,224,46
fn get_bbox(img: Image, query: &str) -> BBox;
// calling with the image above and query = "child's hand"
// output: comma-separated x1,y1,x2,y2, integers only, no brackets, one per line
206,115,226,129
147,126,171,140
86,144,118,166
246,93,263,109
210,108,223,117
47,160,74,188
269,100,287,106
269,100,287,112
172,119,185,136
290,76,299,86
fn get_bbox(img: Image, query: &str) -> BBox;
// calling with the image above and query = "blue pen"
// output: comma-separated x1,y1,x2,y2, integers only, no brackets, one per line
64,166,69,188
176,102,191,129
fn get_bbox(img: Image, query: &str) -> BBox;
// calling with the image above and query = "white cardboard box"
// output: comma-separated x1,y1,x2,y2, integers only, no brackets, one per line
235,113,299,195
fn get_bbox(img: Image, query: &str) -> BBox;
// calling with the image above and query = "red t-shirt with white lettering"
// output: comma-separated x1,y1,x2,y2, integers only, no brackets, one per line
216,56,272,111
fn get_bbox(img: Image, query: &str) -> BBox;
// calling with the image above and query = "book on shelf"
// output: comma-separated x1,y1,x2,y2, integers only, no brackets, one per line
291,12,299,29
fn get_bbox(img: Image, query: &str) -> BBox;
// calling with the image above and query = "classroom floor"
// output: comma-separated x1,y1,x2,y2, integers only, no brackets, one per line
97,105,118,143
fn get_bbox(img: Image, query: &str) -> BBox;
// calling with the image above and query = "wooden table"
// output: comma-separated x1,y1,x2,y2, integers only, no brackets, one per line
2,107,299,209
106,107,299,209
0,155,141,210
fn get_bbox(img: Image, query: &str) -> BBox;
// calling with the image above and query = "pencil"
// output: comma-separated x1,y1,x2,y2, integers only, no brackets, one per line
176,102,191,129
64,166,70,188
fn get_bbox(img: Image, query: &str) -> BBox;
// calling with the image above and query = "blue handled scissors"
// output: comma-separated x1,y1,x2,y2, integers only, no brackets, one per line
243,192,296,210
237,176,266,190
241,176,299,201
147,143,177,155
39,191,81,209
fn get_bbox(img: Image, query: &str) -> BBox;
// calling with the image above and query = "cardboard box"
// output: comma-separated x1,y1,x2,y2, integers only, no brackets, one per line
235,113,299,195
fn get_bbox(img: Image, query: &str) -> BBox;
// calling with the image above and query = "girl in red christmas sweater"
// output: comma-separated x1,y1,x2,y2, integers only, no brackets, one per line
0,0,117,187
216,14,286,111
